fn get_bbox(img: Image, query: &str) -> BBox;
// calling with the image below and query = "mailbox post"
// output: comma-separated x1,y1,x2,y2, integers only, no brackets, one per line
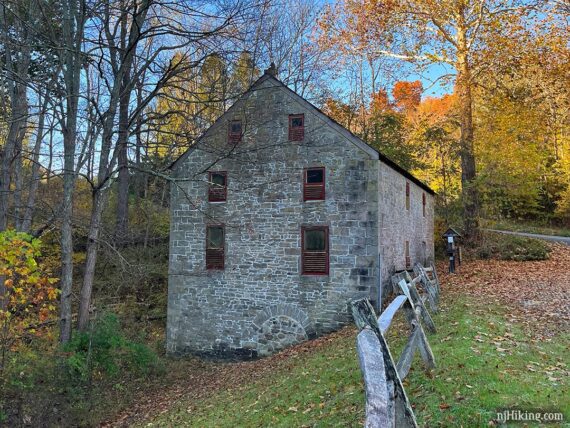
442,228,461,274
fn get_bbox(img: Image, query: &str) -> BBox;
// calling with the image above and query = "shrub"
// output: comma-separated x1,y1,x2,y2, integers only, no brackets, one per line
0,230,59,404
64,312,159,380
475,232,550,261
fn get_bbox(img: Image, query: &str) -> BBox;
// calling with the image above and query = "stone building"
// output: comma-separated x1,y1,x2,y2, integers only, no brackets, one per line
167,67,435,358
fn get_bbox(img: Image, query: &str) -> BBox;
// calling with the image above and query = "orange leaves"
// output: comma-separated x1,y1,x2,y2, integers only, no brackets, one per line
393,80,422,112
416,94,457,123
370,89,391,114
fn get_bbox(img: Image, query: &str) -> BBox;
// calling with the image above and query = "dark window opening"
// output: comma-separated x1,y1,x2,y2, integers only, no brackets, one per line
208,171,227,202
422,192,426,217
302,226,329,275
405,240,411,269
304,167,325,201
206,225,225,270
228,120,242,143
405,182,410,211
289,114,304,141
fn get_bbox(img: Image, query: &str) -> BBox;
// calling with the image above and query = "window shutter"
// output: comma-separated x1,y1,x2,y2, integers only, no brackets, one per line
206,226,225,270
302,227,329,275
228,120,242,144
206,248,224,269
208,172,227,202
303,167,325,201
289,114,304,141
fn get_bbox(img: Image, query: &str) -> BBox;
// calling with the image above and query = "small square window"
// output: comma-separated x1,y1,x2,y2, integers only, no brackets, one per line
228,120,242,143
206,225,224,270
208,171,227,202
302,226,329,275
289,114,304,141
303,167,325,201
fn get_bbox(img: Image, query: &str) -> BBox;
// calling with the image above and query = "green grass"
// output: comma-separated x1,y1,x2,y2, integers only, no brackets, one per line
473,231,551,261
145,294,569,427
490,220,570,238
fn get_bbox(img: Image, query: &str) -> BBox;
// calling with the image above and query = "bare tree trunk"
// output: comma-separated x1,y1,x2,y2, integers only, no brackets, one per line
13,142,23,231
21,95,49,233
0,80,28,232
59,0,86,343
456,26,479,238
77,191,107,331
60,128,76,343
115,72,132,239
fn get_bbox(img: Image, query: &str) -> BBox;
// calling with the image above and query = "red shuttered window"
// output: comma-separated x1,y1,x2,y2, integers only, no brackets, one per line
289,114,304,141
208,171,227,202
228,120,242,144
302,226,329,275
405,182,410,211
206,225,224,270
303,167,325,201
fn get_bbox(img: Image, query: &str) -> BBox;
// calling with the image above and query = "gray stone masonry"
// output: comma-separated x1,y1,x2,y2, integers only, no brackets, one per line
167,73,434,359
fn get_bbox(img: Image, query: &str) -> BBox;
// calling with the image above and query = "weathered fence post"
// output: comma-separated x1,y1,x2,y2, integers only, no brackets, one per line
403,277,436,334
356,328,391,427
398,280,436,372
413,263,439,312
351,299,418,428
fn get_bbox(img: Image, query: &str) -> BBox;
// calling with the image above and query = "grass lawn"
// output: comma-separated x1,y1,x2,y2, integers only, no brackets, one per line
143,291,569,427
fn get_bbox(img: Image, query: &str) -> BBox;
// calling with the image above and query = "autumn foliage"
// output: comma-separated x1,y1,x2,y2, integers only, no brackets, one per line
0,231,59,355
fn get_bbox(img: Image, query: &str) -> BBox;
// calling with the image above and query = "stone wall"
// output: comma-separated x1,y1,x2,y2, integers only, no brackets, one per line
377,161,435,298
167,76,380,358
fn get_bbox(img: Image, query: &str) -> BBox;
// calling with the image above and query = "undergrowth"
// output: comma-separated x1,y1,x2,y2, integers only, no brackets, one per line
472,231,550,261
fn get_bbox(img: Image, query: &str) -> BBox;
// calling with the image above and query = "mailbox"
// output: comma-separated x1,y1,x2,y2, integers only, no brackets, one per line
442,227,461,273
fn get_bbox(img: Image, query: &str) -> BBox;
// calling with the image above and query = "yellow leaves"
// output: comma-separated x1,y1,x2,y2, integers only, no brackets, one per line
0,230,59,340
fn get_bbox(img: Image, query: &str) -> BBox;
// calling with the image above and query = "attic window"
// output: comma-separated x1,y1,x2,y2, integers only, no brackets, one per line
208,171,227,202
422,192,426,217
228,120,242,144
302,226,329,275
304,167,325,201
289,114,304,141
206,225,225,270
405,182,410,211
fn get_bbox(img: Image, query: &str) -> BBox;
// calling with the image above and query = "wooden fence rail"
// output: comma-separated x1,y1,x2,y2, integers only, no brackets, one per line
351,264,441,427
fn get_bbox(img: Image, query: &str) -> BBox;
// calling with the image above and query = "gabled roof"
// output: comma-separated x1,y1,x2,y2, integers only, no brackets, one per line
170,70,435,195
442,227,462,238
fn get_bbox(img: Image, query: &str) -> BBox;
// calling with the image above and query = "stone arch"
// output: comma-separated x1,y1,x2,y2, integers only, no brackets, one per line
251,304,314,356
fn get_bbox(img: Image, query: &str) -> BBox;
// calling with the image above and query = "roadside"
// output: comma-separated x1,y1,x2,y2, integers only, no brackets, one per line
487,220,570,238
486,228,570,246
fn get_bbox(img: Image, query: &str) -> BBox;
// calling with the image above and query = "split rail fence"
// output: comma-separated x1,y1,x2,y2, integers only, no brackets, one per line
351,263,441,427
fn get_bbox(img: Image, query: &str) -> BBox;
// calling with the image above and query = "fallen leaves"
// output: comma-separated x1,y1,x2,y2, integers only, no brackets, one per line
103,326,357,427
439,243,570,338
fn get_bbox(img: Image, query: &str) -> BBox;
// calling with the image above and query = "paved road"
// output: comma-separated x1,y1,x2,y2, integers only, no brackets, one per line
487,229,570,246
